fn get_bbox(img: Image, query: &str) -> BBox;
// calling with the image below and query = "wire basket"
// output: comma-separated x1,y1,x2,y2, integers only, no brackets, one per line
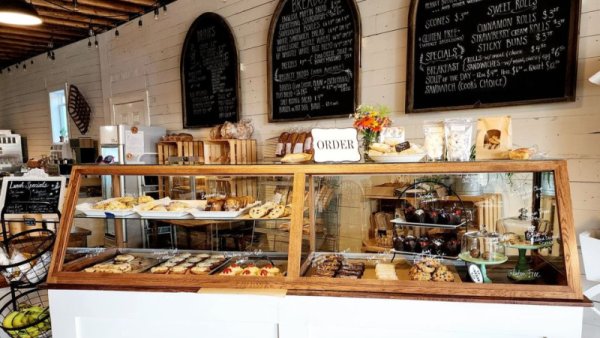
0,229,55,288
0,288,51,338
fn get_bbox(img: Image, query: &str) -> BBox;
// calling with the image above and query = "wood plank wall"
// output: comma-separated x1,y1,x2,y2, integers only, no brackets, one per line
0,0,599,234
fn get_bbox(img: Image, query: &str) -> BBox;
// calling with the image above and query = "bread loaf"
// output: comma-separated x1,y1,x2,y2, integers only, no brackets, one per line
276,132,289,157
293,132,307,154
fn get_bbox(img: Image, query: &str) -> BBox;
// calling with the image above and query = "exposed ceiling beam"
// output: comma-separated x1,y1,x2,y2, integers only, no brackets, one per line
0,24,86,37
116,0,159,7
0,28,72,41
31,0,131,19
54,0,145,14
37,8,120,28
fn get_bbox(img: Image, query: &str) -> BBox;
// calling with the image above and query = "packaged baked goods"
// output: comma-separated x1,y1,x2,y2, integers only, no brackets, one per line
378,127,405,146
275,132,289,157
444,118,474,161
423,121,445,161
475,116,512,160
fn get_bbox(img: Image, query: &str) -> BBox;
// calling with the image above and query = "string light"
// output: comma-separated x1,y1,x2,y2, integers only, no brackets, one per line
23,63,26,71
7,67,10,73
138,17,143,28
73,0,78,10
162,4,167,14
87,37,91,48
94,34,98,48
15,63,19,69
30,60,33,64
115,28,119,37
154,8,159,20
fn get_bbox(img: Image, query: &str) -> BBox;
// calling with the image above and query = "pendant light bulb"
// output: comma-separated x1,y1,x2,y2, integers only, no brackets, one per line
115,28,120,37
162,4,167,14
138,17,142,28
87,38,92,48
94,35,98,48
23,63,26,70
0,0,43,26
154,8,159,20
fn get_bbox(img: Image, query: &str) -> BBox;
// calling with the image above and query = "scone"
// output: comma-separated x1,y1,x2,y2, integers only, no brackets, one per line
250,207,269,219
267,205,286,219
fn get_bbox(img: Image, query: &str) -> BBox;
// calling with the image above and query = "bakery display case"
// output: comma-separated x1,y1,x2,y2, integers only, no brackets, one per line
48,160,583,302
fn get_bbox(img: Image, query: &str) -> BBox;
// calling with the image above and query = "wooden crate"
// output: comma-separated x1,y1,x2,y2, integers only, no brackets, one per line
157,141,204,165
203,139,257,164
157,141,204,198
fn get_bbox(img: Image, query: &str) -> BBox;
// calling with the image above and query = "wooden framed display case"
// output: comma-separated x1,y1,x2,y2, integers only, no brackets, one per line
48,160,584,303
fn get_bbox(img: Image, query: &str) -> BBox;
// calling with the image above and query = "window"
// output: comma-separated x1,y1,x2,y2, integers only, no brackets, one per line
49,88,69,143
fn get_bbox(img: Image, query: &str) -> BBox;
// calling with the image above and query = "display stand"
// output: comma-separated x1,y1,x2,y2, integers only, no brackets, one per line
0,202,59,337
458,252,508,283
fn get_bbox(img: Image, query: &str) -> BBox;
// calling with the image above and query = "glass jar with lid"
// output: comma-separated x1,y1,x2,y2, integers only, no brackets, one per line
460,228,506,262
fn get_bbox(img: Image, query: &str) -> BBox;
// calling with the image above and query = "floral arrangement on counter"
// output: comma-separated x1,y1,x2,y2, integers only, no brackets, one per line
351,104,392,148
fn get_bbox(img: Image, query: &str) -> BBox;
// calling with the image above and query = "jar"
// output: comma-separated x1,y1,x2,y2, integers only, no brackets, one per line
461,229,506,262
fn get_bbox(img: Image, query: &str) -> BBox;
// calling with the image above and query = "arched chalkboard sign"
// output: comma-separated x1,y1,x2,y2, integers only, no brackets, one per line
406,0,580,114
181,13,239,128
268,0,361,122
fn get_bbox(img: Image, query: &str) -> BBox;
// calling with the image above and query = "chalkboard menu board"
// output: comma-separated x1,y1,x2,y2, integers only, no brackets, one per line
181,13,239,128
0,177,65,214
268,0,361,122
407,0,580,113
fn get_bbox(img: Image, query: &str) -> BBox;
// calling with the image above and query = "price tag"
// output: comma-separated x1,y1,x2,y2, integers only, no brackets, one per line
468,264,484,283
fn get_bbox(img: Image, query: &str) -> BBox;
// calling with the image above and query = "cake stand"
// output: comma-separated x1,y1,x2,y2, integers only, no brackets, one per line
505,241,553,281
458,252,508,283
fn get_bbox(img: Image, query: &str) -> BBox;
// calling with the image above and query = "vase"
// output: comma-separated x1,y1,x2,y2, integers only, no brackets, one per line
361,134,377,162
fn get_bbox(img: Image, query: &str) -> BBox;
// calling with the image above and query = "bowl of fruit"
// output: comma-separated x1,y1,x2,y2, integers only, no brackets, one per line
0,289,51,338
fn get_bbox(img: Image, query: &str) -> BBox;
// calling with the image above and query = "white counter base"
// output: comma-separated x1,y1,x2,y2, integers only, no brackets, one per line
49,289,583,338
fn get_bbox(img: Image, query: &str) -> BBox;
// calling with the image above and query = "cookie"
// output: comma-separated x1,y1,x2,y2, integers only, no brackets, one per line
267,205,286,219
250,207,269,219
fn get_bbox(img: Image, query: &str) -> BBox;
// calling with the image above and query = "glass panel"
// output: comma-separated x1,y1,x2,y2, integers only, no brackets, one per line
64,174,293,277
302,171,565,286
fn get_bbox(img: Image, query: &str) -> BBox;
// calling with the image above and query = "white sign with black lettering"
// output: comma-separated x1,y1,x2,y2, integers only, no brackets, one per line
312,128,360,163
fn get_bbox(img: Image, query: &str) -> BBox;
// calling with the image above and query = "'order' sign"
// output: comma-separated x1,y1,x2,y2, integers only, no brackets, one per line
312,128,360,163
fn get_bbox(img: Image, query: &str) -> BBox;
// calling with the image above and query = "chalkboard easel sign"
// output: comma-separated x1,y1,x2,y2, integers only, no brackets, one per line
268,0,361,122
0,177,65,215
181,13,240,128
407,0,580,113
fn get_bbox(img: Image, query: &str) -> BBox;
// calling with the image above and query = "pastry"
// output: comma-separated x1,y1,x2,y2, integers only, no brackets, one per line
170,266,187,274
196,253,210,259
152,206,167,212
432,269,455,282
281,153,311,163
225,198,241,211
249,207,269,219
167,201,188,211
190,266,211,274
267,205,286,219
509,148,532,160
114,254,135,263
150,266,169,274
241,266,260,276
375,263,398,281
138,196,155,204
369,143,392,153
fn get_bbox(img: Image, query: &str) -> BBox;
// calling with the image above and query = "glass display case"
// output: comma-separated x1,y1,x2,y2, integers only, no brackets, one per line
48,161,583,302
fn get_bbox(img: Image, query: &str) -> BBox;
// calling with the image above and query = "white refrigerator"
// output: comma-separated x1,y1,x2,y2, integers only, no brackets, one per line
99,125,165,247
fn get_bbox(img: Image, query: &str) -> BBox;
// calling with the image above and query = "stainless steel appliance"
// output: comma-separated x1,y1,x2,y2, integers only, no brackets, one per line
99,125,165,247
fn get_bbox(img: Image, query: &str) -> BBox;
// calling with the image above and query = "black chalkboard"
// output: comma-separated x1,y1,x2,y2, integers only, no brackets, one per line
407,0,580,113
1,178,64,214
181,13,239,128
268,0,361,122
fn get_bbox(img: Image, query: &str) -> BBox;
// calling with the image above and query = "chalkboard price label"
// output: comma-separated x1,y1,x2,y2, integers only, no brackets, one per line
181,13,240,128
0,177,65,215
268,0,361,122
407,0,580,113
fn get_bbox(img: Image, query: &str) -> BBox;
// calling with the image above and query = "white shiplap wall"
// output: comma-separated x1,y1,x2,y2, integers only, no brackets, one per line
0,0,598,234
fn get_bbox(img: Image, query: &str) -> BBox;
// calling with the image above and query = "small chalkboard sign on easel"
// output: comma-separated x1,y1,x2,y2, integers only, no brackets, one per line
0,176,65,215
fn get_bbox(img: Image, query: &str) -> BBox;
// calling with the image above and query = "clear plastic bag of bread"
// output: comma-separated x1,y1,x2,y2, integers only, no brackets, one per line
509,145,543,160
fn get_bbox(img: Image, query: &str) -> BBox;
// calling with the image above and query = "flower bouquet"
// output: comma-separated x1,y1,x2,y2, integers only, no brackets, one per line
351,105,392,160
